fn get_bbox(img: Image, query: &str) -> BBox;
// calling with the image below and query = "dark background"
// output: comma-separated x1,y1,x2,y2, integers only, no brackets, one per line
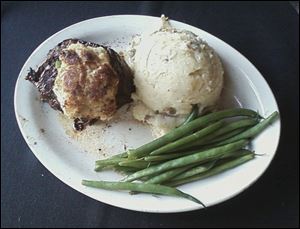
1,1,299,228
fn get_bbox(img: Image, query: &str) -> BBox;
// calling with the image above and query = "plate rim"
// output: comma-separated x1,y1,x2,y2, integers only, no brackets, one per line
14,14,281,213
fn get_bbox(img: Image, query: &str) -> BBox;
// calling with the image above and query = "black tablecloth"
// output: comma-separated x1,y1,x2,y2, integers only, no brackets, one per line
1,1,299,228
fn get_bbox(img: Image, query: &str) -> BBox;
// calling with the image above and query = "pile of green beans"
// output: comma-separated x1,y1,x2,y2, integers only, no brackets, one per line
82,108,279,207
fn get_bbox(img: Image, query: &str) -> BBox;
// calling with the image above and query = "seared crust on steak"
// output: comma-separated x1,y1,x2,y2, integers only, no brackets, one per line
26,39,135,130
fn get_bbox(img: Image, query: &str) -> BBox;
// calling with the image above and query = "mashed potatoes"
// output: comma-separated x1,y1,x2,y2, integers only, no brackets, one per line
126,15,224,136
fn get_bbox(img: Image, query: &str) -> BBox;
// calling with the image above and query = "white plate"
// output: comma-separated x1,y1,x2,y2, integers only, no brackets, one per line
14,15,281,213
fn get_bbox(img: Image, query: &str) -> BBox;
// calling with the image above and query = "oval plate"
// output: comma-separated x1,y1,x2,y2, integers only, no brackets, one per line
14,15,280,213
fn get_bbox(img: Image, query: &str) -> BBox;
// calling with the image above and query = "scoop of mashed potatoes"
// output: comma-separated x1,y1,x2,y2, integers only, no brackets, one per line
126,15,224,136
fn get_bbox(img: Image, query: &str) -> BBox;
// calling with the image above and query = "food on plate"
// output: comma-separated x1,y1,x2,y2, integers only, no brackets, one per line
126,15,224,136
26,39,134,130
22,15,279,205
81,180,204,205
83,109,279,205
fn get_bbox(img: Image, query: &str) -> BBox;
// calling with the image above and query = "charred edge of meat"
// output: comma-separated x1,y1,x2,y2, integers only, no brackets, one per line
73,118,98,131
105,48,135,107
25,39,102,111
25,38,135,131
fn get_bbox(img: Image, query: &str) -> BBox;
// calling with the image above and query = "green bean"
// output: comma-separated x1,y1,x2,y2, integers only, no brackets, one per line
118,160,157,169
144,150,238,184
95,152,128,165
205,128,248,144
178,128,249,152
150,120,224,156
166,153,255,187
81,180,205,206
174,127,251,153
170,149,252,182
145,165,195,184
220,149,253,158
113,165,140,174
94,158,125,171
179,105,198,126
94,152,129,171
174,128,251,153
95,158,124,165
110,152,128,159
123,139,248,182
94,165,112,172
144,149,201,162
214,111,279,146
127,108,258,159
169,161,217,182
189,118,258,147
